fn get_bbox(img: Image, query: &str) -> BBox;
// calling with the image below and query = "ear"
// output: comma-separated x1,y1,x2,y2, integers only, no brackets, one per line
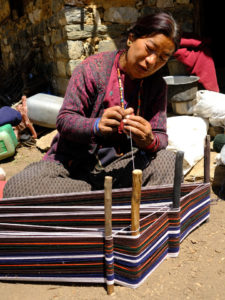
127,33,135,47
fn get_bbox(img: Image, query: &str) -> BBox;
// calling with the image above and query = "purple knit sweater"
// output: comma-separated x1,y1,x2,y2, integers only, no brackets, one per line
44,51,168,166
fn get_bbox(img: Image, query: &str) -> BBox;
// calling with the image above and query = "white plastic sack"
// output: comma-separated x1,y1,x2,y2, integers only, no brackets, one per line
216,145,225,166
167,116,209,174
193,90,225,127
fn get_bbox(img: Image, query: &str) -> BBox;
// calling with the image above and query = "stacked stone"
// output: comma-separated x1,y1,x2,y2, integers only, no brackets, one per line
0,0,193,96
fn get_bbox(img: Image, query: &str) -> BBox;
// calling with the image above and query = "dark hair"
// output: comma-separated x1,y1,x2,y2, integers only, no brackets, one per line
129,12,180,51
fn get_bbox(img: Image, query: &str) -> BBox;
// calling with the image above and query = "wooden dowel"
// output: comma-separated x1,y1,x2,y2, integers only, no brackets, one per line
131,169,142,236
204,135,210,183
106,285,114,296
104,176,114,295
173,151,184,209
104,176,112,237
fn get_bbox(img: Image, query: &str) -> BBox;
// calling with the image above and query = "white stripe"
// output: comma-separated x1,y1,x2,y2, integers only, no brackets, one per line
0,222,104,232
0,231,104,237
0,254,104,260
0,206,171,217
180,214,210,242
0,276,105,283
114,253,169,288
114,229,180,263
180,198,210,223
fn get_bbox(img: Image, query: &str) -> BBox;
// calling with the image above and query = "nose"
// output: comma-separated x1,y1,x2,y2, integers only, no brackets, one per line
146,53,157,65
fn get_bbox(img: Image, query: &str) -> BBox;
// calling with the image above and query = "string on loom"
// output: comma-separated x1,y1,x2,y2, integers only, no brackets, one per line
129,127,135,170
117,67,137,171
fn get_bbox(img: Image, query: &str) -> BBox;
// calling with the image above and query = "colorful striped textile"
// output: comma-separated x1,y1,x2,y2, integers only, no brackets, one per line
0,182,210,288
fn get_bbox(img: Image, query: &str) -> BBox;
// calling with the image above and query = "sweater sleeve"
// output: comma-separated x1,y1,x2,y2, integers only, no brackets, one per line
56,58,100,144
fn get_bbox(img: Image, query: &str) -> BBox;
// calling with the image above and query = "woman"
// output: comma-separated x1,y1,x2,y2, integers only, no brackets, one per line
3,11,180,198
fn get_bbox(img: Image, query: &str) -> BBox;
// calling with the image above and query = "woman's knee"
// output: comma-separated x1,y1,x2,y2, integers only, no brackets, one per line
3,161,69,198
143,149,177,185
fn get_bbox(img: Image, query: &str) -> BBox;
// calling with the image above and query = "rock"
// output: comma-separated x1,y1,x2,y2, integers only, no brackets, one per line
176,0,190,4
67,40,84,59
98,40,117,52
66,59,82,76
36,130,57,152
184,151,217,183
57,60,67,77
64,7,87,24
156,0,174,8
104,7,138,24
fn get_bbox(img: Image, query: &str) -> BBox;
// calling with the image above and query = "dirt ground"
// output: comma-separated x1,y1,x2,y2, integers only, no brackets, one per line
0,134,225,300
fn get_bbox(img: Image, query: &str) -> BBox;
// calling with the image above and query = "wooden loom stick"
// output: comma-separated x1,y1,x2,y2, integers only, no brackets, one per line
131,169,142,236
204,135,210,183
104,176,112,237
104,176,114,295
173,151,184,209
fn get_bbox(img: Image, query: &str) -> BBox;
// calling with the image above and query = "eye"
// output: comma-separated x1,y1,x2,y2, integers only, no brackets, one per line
145,44,154,55
159,53,171,63
159,55,169,62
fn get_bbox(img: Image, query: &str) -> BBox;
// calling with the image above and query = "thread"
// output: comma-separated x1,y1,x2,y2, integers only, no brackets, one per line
129,127,135,170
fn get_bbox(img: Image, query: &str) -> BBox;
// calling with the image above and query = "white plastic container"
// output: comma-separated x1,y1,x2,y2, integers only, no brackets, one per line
27,93,64,128
0,124,18,161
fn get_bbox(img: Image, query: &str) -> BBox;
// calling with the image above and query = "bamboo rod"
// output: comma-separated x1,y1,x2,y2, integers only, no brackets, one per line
131,169,142,236
104,176,114,295
104,176,112,237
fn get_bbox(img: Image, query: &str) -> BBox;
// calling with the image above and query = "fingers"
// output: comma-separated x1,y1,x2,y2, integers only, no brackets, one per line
122,115,154,148
98,106,124,135
98,106,135,136
124,107,134,116
122,115,149,135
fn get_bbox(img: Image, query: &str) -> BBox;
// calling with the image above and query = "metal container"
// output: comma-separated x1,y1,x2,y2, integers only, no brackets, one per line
171,98,198,115
163,75,200,102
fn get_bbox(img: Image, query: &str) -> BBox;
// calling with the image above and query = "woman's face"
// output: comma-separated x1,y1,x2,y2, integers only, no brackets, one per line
124,33,175,79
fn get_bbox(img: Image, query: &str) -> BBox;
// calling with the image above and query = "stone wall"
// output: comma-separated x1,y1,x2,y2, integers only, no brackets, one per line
0,0,194,96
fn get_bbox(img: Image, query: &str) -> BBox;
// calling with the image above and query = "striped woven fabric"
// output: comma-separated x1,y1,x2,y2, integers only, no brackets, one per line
0,183,210,288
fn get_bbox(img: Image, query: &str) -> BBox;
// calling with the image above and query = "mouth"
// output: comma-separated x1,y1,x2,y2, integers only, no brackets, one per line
137,64,149,73
134,64,152,78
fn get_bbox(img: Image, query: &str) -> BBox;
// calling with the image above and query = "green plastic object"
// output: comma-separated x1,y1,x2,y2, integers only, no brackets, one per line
0,124,18,161
213,134,225,153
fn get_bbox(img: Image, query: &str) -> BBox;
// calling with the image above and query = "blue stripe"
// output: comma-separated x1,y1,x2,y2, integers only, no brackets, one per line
115,248,168,285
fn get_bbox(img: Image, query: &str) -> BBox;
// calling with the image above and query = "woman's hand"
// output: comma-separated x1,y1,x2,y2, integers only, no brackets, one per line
98,106,134,136
122,114,154,149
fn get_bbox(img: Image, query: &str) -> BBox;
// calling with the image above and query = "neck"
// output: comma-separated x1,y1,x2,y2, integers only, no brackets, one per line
119,51,131,76
119,51,137,80
119,51,127,69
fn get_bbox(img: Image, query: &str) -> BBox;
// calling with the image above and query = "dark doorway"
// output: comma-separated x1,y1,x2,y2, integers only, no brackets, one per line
201,1,224,67
200,0,225,91
9,0,24,19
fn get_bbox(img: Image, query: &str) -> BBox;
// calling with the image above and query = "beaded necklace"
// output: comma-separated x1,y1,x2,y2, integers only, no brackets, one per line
117,68,125,109
117,67,143,116
137,80,143,116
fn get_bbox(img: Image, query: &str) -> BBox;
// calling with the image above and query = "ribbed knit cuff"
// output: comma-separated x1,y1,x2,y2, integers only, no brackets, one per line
93,117,102,136
144,135,160,152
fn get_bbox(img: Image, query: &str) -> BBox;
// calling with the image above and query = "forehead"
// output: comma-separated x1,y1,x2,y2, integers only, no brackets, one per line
143,33,175,54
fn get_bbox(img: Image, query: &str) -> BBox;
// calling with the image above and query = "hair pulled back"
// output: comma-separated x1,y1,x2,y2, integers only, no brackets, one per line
129,11,180,51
